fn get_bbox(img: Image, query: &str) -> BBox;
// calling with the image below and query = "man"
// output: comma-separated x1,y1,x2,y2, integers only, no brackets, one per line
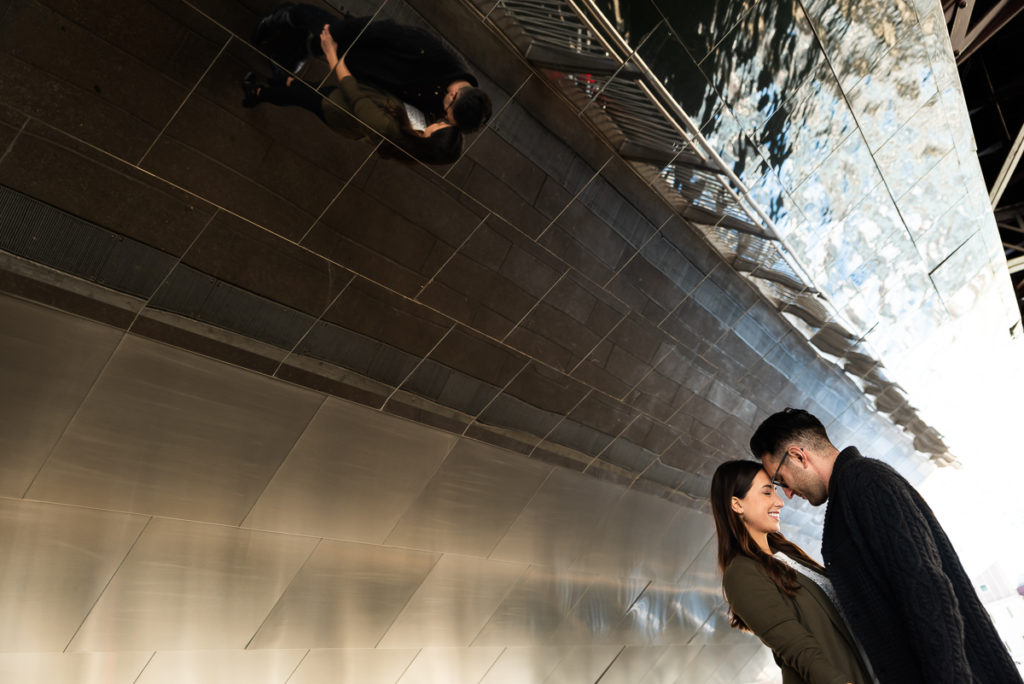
749,408,1021,684
252,3,491,132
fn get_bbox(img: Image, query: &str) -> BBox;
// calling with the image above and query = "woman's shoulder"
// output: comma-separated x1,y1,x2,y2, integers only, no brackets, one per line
722,555,785,613
725,554,761,571
723,555,768,586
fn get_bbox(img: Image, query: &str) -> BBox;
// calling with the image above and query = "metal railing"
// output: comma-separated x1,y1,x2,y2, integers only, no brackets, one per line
475,0,954,464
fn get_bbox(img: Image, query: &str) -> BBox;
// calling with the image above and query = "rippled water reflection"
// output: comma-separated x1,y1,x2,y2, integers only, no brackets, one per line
598,0,1017,375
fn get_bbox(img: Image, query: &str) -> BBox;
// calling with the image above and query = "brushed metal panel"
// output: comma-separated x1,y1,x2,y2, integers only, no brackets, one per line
0,498,147,651
378,554,528,648
243,398,456,543
676,644,736,683
249,539,441,649
732,645,781,683
690,601,748,645
69,518,317,651
553,575,648,645
639,645,703,684
472,566,592,646
135,649,306,684
477,646,565,683
594,645,671,684
0,294,122,497
0,652,151,684
287,649,420,684
676,539,728,642
489,468,624,568
27,335,323,524
397,647,504,683
663,507,716,583
705,641,763,683
610,538,721,646
543,644,622,683
563,518,721,648
570,489,683,579
384,439,551,556
613,582,690,646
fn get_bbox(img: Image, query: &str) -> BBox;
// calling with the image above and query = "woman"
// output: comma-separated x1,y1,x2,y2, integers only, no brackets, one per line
242,25,462,165
711,460,873,684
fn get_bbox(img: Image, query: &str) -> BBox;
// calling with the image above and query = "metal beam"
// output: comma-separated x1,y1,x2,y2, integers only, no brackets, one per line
949,0,976,54
994,202,1024,222
956,0,1024,64
943,0,957,22
998,221,1024,237
990,119,1024,207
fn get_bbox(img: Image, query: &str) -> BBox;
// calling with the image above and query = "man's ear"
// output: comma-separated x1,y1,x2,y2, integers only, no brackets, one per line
730,496,743,515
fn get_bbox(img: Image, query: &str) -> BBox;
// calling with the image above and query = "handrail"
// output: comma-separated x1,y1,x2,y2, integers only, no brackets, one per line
569,0,835,308
477,0,955,463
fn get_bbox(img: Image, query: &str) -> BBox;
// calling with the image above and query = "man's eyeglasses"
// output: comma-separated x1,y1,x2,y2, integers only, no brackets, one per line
770,452,789,490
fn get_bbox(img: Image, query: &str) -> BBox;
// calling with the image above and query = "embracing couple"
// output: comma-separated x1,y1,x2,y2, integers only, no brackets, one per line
244,3,491,165
712,408,1021,684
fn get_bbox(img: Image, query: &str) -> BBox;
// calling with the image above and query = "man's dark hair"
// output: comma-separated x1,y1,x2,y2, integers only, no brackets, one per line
749,408,831,460
450,87,491,133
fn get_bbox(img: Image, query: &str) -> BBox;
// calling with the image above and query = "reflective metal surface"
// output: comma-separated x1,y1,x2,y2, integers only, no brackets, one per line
27,336,323,524
477,646,565,683
70,517,317,651
472,565,593,647
249,540,441,649
0,653,152,684
595,645,671,683
384,440,551,556
0,295,780,682
243,398,456,543
639,645,704,683
134,650,306,684
554,575,648,645
526,0,1019,469
489,468,624,567
378,555,528,648
0,295,121,497
287,649,420,684
542,645,623,683
396,647,504,683
0,499,147,651
0,0,1011,679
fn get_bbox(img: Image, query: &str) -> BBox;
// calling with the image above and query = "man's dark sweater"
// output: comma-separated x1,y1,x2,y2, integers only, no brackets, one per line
822,447,1021,683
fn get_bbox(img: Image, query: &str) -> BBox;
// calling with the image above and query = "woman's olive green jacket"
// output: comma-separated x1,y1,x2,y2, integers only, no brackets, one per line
322,76,405,142
723,555,872,684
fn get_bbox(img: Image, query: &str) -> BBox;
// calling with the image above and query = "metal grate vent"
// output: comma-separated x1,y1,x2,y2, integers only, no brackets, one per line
148,265,316,351
0,185,175,298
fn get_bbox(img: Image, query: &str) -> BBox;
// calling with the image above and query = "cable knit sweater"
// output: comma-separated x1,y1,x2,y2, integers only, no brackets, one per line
821,447,1021,684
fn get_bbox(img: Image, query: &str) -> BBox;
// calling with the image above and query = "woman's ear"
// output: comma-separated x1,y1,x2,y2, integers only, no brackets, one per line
730,496,743,515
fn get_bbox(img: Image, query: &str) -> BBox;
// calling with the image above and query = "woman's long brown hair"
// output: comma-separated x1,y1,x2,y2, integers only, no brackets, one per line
710,460,825,631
